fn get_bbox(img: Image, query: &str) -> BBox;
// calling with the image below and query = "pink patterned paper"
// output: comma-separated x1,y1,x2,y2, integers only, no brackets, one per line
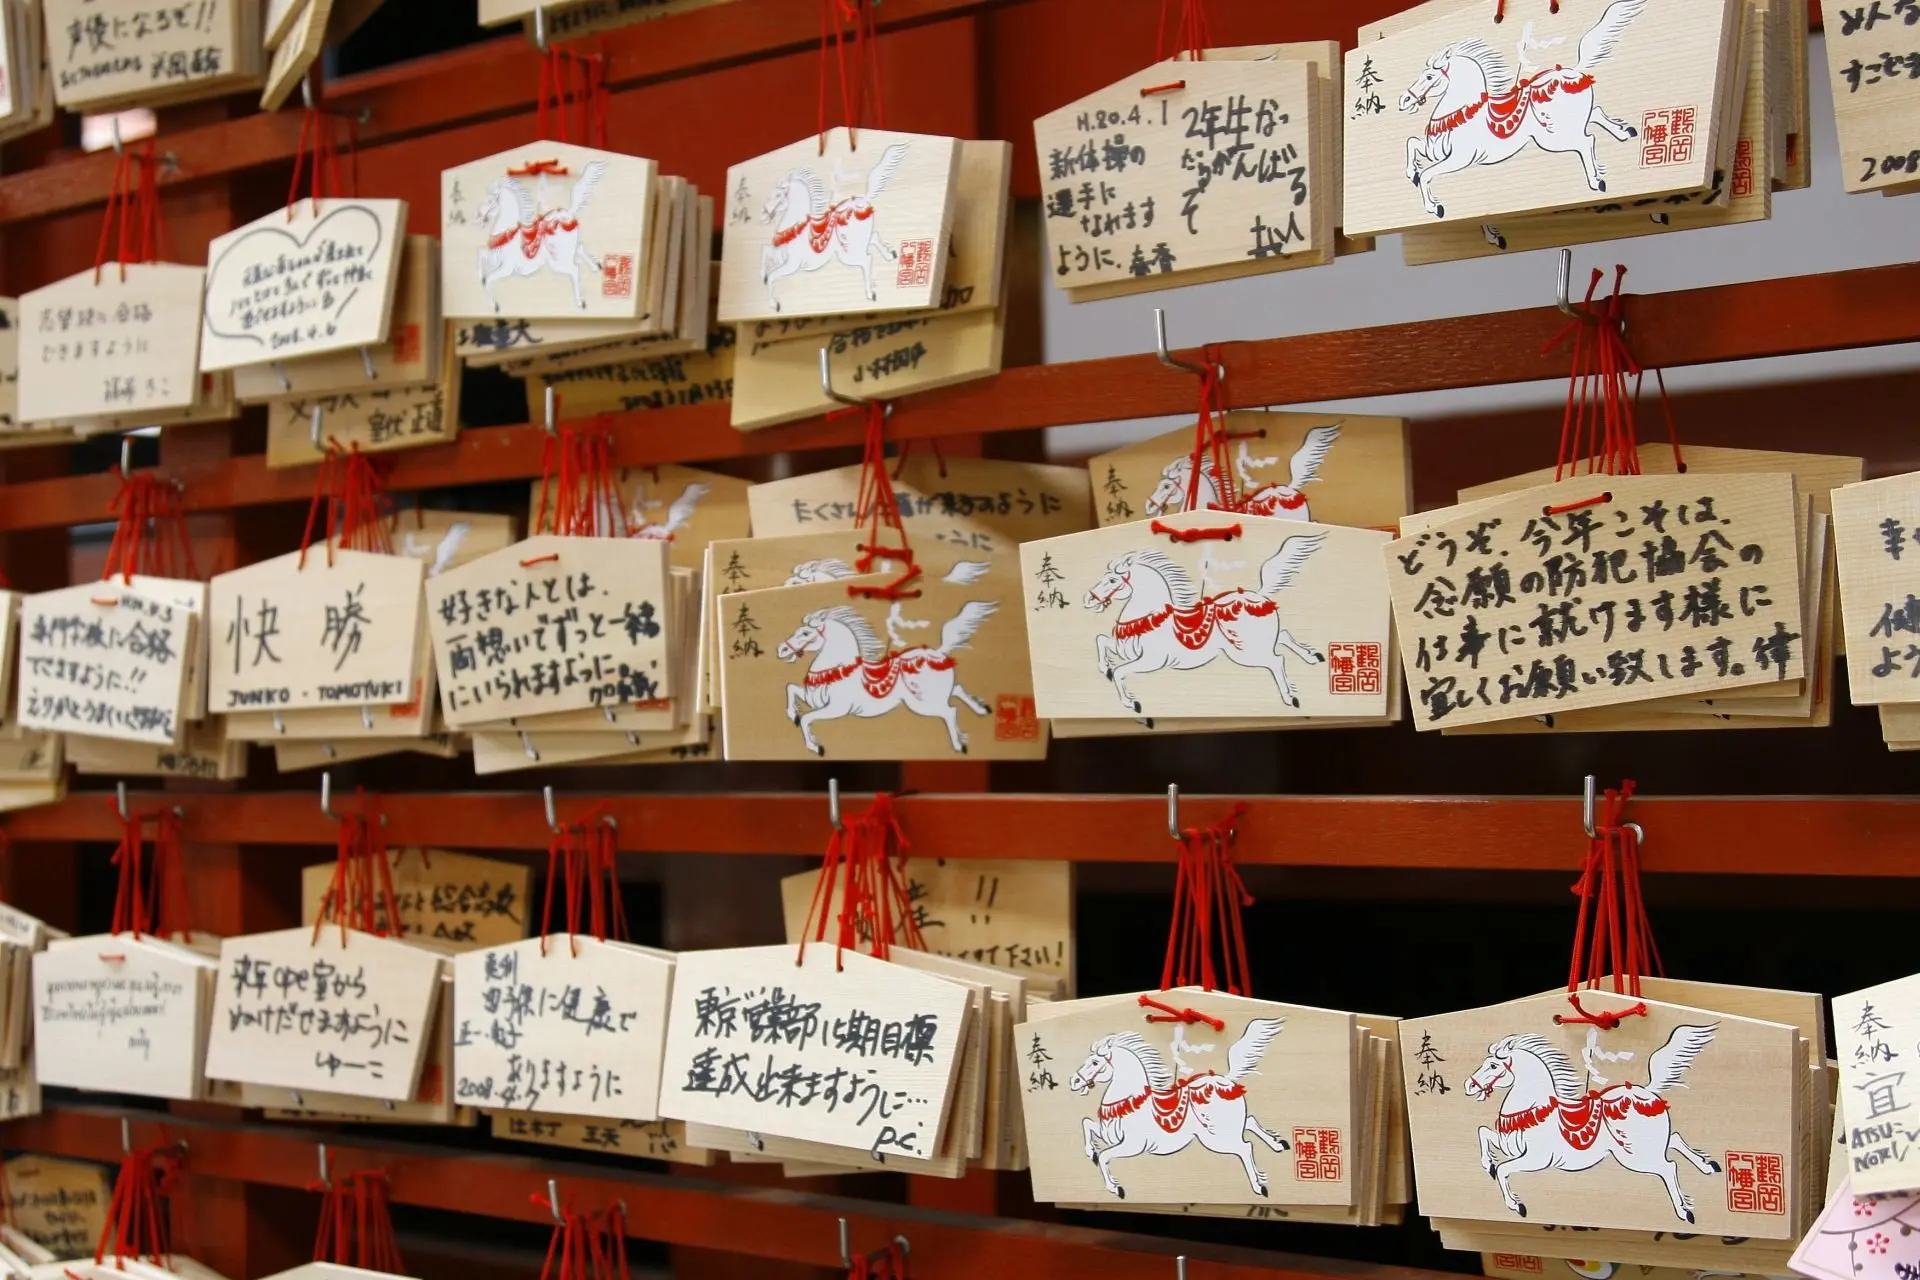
1791,1176,1920,1280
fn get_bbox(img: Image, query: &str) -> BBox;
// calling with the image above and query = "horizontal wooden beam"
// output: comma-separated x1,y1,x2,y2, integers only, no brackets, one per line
6,261,1920,535
6,1105,1438,1280
0,0,1015,230
8,791,1918,876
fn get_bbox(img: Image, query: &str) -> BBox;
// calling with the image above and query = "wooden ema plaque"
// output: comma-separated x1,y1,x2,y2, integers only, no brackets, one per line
442,142,656,321
1823,0,1920,191
717,127,961,324
491,1113,714,1165
43,0,256,111
4,1155,110,1259
204,927,441,1103
746,456,1092,549
18,264,206,423
1020,512,1394,722
1387,473,1806,728
658,944,970,1160
425,534,672,728
1035,58,1322,288
1017,991,1357,1207
200,199,408,372
300,848,532,952
1342,0,1740,236
1833,974,1920,1195
1831,472,1920,704
208,548,426,714
1088,412,1411,529
720,567,1045,761
18,582,194,746
452,938,674,1120
523,464,751,573
1401,990,1800,1237
31,935,210,1101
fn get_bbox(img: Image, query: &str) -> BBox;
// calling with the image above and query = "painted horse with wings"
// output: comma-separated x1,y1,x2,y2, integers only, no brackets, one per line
1146,423,1343,520
476,160,608,311
760,142,910,312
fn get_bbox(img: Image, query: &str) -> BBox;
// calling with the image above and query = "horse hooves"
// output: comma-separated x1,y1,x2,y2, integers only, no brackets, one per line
1707,1160,1722,1173
1597,179,1608,193
1515,1204,1527,1219
1257,1185,1269,1198
808,744,825,757
1103,668,1114,682
958,743,969,755
1433,203,1446,217
1487,1165,1498,1180
1493,237,1509,250
1129,700,1142,713
1279,1140,1290,1151
1626,126,1638,137
1681,1210,1696,1225
1115,1187,1126,1201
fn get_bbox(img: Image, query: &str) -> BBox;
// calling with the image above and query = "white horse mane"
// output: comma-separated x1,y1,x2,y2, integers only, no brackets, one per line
1103,1032,1173,1093
788,168,829,217
1119,550,1199,609
1443,38,1516,97
492,176,535,225
1499,1033,1587,1101
804,605,885,661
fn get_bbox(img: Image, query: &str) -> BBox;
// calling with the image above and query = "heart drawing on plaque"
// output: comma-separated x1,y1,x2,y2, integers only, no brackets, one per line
203,203,390,353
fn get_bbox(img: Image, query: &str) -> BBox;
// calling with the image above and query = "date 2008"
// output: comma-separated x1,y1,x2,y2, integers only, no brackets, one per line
1862,149,1920,182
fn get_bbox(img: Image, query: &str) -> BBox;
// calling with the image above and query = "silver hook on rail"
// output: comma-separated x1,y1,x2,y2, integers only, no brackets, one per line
818,348,894,416
837,1219,850,1269
116,781,130,822
110,116,123,155
120,1117,132,1155
310,403,325,451
1554,248,1607,323
1177,1257,1187,1280
359,348,378,381
316,1143,331,1188
1166,784,1181,839
521,732,540,763
545,1178,562,1222
828,777,842,832
543,384,558,437
1153,308,1222,379
321,771,338,822
119,432,134,477
542,785,561,833
274,362,291,393
1581,774,1596,838
533,5,549,51
301,70,315,112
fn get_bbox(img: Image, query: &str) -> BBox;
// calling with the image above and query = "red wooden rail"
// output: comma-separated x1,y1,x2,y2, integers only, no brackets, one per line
1,260,1916,534
8,791,1916,876
6,1104,1441,1280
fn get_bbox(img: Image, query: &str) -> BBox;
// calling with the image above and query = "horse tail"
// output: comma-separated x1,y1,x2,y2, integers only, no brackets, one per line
1226,1018,1285,1084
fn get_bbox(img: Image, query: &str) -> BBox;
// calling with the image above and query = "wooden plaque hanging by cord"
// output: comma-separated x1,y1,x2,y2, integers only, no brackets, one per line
1087,412,1412,529
1021,512,1394,721
1822,0,1920,192
204,927,441,1102
746,456,1093,549
4,1155,110,1259
1342,0,1740,236
1400,989,1800,1237
200,199,409,371
31,936,211,1100
1830,472,1920,704
301,848,532,951
441,142,656,321
425,535,672,727
1387,473,1806,728
717,127,961,324
658,944,971,1158
18,582,194,745
208,548,425,713
453,938,674,1120
523,464,752,573
18,265,206,423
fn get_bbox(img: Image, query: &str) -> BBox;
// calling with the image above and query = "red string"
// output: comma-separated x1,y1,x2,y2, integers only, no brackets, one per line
536,418,627,538
1559,779,1660,1029
91,140,165,282
818,0,883,152
108,799,146,938
1137,993,1226,1031
94,1142,184,1267
839,400,920,600
798,793,922,969
536,42,609,149
1543,493,1611,515
1155,0,1214,60
1151,520,1239,543
312,792,397,944
1159,802,1251,995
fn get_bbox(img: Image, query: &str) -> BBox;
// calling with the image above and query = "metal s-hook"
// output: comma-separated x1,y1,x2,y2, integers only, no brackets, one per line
316,1143,331,1188
1554,248,1606,323
837,1219,851,1269
1581,774,1596,838
301,70,315,112
1177,1257,1187,1280
110,116,124,155
321,771,338,821
543,384,558,437
310,403,325,451
1153,308,1223,379
120,1116,132,1155
828,777,842,832
521,731,540,762
542,785,560,833
359,347,378,381
1166,784,1180,839
818,348,893,416
545,1179,562,1222
119,432,134,477
533,5,549,51
117,781,130,822
273,362,291,392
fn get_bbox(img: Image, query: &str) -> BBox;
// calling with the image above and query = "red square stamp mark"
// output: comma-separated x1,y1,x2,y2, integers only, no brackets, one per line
1732,137,1755,198
1490,1257,1542,1275
1641,106,1697,166
601,253,635,299
1725,1151,1785,1214
390,323,422,366
1328,641,1382,695
1293,1127,1342,1181
995,694,1039,741
896,238,935,288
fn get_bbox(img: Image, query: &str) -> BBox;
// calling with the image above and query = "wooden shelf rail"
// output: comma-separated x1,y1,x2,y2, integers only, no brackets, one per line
7,792,1917,876
5,1104,1439,1280
0,0,1018,231
2,260,1917,535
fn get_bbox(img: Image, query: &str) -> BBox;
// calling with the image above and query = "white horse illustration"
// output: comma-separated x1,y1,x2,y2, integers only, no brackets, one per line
1399,0,1645,218
1084,539,1325,715
398,521,470,578
776,601,995,755
760,142,909,312
1145,424,1342,520
476,161,607,311
1466,1025,1722,1223
785,558,990,587
630,483,709,541
1070,1020,1289,1200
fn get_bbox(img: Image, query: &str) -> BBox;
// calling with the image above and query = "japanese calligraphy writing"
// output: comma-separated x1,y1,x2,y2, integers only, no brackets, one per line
1388,476,1804,728
1837,976,1920,1194
301,849,530,952
18,583,192,745
32,940,208,1101
1831,473,1920,704
46,0,234,105
1825,0,1920,189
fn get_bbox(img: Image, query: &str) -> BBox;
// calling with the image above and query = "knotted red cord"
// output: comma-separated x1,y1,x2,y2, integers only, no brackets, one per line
335,445,395,555
287,82,359,218
1155,0,1214,60
539,806,625,958
92,138,166,284
838,400,920,600
101,472,201,584
1159,802,1252,999
1151,520,1239,543
149,807,192,944
1558,779,1661,1029
1173,346,1238,515
535,1194,599,1280
108,799,147,939
798,793,923,969
313,790,397,945
312,1171,405,1273
818,0,884,153
536,417,629,539
536,41,609,148
1542,266,1680,480
95,1139,185,1267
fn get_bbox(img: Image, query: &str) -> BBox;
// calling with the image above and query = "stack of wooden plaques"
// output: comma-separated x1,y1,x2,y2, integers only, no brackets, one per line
1345,0,1759,258
1012,989,1409,1223
1035,43,1362,301
33,923,219,1102
1414,980,1830,1274
1389,445,1857,735
260,0,384,110
1364,0,1807,264
248,238,456,466
43,0,265,112
704,456,1089,761
0,299,74,452
658,945,989,1179
1822,0,1920,196
0,1,50,148
717,129,1012,430
1829,470,1920,750
0,904,47,1122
